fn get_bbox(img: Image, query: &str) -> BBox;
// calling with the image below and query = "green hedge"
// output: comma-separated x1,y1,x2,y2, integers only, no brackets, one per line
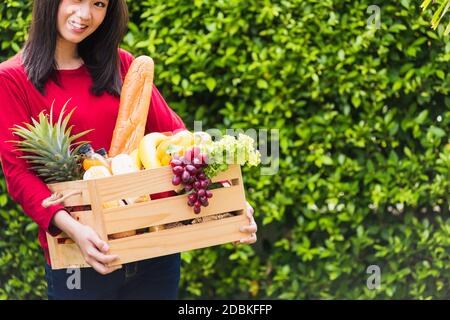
1,0,449,299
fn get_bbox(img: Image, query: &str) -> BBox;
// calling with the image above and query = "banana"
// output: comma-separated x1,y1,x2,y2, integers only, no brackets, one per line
138,132,169,169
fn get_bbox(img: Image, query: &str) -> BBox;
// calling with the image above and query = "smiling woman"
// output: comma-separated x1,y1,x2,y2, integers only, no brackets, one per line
0,0,258,301
59,0,109,38
0,0,186,300
22,0,128,96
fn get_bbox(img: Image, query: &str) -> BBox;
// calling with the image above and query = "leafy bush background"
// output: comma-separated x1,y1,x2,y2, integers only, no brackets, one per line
1,0,449,299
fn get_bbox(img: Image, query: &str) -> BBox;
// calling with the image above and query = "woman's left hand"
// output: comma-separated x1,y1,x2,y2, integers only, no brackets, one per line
235,202,258,245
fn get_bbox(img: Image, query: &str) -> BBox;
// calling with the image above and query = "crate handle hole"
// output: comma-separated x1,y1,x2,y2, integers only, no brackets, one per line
231,178,240,186
66,205,91,212
57,238,75,245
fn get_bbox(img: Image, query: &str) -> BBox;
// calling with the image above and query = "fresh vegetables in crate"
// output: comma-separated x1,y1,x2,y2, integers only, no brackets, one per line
168,133,261,214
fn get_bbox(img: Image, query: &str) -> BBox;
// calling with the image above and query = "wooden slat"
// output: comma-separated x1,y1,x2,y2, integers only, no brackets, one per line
235,163,250,218
47,180,90,206
45,165,243,205
47,179,88,193
103,184,246,234
95,164,242,202
51,214,247,269
88,180,108,243
50,243,89,269
210,164,243,183
95,166,174,202
46,233,61,268
108,214,248,266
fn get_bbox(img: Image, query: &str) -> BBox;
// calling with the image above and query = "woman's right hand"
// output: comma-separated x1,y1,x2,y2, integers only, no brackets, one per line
52,210,121,275
72,224,122,275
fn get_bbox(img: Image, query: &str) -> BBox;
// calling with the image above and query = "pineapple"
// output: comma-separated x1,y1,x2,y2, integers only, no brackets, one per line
9,100,93,183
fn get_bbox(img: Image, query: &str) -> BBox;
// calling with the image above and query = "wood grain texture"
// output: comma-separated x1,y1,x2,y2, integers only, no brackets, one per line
87,180,108,243
95,164,242,202
47,180,90,206
108,214,248,266
103,184,245,234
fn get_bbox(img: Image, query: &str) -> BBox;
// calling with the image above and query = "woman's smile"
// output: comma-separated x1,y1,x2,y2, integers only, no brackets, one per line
57,0,108,43
67,20,89,33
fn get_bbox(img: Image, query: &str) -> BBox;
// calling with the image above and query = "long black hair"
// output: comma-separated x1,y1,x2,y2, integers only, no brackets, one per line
22,0,129,97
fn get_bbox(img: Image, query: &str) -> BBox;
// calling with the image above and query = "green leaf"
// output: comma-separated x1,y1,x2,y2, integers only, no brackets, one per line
257,79,268,89
172,74,181,85
404,146,413,158
429,126,446,138
351,95,361,108
205,77,216,92
416,110,428,124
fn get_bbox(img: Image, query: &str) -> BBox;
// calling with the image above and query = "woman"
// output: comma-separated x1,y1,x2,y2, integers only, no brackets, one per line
0,0,257,299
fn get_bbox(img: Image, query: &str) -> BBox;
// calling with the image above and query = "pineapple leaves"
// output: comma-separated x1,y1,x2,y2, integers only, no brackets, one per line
8,99,93,183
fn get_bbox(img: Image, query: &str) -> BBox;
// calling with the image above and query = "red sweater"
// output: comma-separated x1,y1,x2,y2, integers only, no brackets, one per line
0,48,186,265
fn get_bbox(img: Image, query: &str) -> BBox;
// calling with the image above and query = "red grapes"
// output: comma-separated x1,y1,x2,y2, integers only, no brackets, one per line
170,147,212,214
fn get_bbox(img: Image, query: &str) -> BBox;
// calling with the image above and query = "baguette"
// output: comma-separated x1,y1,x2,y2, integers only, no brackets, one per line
109,56,154,157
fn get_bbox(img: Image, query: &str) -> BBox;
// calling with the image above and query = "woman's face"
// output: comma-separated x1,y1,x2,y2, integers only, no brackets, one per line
57,0,109,44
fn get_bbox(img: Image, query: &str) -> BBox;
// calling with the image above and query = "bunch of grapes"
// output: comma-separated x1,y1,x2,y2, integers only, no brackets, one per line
170,147,213,214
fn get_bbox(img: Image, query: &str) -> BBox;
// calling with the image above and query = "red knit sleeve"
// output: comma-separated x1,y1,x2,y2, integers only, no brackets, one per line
0,74,67,236
146,84,187,134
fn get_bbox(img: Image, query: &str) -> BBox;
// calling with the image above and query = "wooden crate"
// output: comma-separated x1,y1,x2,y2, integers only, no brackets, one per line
46,164,248,269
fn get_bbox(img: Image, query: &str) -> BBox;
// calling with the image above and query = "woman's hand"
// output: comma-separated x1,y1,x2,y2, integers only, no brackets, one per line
52,210,121,275
72,224,122,275
235,202,258,245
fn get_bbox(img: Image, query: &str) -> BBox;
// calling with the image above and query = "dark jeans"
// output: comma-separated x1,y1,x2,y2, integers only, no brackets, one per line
45,253,181,300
